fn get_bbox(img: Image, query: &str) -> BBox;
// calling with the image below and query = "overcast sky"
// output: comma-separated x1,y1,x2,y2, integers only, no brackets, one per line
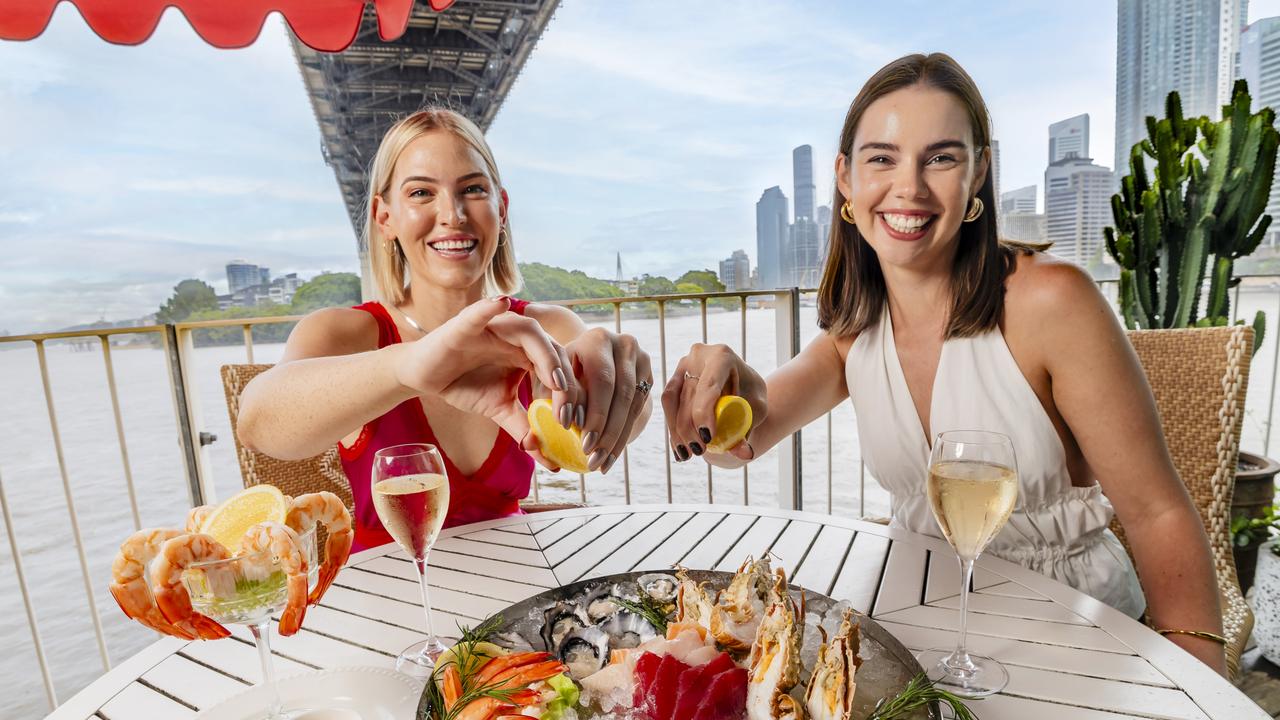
4,0,1280,334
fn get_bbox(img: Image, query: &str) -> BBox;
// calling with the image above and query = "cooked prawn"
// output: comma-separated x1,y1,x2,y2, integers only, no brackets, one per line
284,491,352,604
184,505,214,533
108,528,196,640
150,533,233,641
240,521,310,636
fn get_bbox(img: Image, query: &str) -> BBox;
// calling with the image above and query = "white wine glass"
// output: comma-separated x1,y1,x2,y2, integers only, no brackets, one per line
372,443,452,677
916,429,1018,698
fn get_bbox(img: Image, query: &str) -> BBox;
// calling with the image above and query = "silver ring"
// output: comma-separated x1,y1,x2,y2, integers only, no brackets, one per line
684,371,700,381
635,379,653,394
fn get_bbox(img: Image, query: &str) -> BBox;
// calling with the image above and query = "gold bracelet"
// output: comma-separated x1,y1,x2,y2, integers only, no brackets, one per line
1157,628,1228,645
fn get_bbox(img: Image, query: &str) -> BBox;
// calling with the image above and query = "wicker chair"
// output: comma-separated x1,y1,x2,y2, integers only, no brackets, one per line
219,363,579,515
1110,326,1254,679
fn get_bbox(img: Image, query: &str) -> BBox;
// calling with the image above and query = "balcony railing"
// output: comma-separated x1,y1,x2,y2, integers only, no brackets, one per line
4,277,1280,716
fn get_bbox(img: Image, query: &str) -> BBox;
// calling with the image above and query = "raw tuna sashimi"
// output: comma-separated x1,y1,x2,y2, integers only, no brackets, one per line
693,666,748,720
652,653,692,718
633,651,663,708
673,652,736,718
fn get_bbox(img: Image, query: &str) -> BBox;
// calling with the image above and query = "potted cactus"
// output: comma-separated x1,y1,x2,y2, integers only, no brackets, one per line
1105,79,1279,592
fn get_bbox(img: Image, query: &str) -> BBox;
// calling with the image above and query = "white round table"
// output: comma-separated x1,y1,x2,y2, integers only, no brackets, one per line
44,504,1266,719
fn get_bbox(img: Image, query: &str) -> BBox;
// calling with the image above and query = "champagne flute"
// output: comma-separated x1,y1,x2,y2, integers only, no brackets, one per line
916,430,1018,698
372,443,451,677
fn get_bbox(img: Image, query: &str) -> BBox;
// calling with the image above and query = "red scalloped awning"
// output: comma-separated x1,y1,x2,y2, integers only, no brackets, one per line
0,0,456,52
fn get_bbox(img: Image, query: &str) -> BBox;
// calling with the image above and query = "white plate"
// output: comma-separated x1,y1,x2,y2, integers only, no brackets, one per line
195,666,423,720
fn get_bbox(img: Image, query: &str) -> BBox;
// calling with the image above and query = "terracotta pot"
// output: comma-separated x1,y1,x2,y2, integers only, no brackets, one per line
1233,451,1280,593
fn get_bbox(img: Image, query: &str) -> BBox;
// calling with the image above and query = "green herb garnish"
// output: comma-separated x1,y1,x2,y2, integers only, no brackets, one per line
421,616,525,720
868,673,979,720
458,615,503,646
614,594,670,634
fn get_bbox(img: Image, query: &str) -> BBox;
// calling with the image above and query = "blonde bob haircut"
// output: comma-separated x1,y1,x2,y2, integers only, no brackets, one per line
363,107,522,305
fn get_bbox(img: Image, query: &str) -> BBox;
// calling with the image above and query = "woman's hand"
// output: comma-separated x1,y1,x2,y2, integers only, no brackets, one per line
662,343,767,463
545,327,653,474
396,297,579,468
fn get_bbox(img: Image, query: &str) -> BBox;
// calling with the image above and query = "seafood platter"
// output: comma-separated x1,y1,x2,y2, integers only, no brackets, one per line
417,556,940,720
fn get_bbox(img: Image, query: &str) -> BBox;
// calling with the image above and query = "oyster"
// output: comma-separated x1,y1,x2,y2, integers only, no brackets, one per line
541,601,590,650
558,625,610,680
599,610,658,649
637,572,679,604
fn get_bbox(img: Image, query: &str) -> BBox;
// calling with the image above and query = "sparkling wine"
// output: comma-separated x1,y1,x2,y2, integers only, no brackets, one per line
373,473,450,559
926,460,1018,560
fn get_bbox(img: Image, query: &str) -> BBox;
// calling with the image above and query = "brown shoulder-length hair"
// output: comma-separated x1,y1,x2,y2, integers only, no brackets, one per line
817,53,1043,339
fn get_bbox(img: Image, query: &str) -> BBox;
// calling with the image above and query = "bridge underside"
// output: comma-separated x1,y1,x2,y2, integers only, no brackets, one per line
292,0,560,246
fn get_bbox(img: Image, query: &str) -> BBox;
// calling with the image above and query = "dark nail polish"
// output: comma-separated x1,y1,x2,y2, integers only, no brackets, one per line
673,448,683,462
676,445,690,461
698,427,712,444
690,442,704,456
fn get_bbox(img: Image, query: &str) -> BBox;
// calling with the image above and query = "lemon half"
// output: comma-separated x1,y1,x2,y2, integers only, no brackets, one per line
199,484,288,550
706,395,753,454
527,398,591,474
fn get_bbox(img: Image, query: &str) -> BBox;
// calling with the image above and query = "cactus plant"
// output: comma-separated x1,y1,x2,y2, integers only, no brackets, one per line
1104,79,1276,351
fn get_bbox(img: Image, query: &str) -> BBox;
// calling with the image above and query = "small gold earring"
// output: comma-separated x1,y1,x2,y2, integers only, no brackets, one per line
839,201,856,224
963,197,984,223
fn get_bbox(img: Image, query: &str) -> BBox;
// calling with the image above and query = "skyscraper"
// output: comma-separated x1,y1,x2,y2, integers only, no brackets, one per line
788,218,823,287
1115,0,1248,179
1045,156,1114,266
1239,16,1280,245
226,260,261,293
1049,114,1090,164
990,139,1001,202
793,145,816,222
719,250,751,291
1000,186,1038,217
756,186,789,289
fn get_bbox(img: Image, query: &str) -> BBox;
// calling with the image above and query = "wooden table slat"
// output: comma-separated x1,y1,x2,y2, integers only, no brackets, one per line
766,519,822,578
877,604,1134,654
542,514,628,565
635,511,727,570
355,556,549,604
585,511,695,577
139,654,248,711
978,580,1050,600
714,515,788,572
678,513,757,569
554,512,663,583
791,524,856,594
872,539,928,616
931,589,1095,626
97,682,195,720
457,527,541,550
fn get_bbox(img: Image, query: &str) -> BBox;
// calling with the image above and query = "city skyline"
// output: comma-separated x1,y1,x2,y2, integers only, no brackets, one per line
6,1,1280,333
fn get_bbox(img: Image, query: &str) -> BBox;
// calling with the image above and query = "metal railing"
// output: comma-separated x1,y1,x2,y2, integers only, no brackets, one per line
7,276,1280,713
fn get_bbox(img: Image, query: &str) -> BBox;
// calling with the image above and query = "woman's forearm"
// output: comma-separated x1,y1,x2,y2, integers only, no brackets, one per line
1127,504,1228,675
237,344,417,460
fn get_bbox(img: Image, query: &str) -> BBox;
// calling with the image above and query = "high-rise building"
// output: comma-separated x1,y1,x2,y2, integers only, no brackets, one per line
226,260,261,293
755,186,789,289
1003,213,1047,244
719,250,751,291
816,204,833,271
1045,156,1114,266
788,218,823,287
259,267,271,286
1000,185,1038,217
1049,114,1090,164
793,145,816,222
1240,16,1280,245
990,140,1001,202
1115,0,1248,180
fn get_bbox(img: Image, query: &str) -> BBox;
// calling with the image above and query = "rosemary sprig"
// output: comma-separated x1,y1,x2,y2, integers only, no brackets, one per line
613,594,670,634
458,615,503,645
421,616,514,720
868,673,979,720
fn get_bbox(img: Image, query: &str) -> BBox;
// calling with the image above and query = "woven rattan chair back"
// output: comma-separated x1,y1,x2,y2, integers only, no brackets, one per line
220,364,355,511
1113,326,1253,678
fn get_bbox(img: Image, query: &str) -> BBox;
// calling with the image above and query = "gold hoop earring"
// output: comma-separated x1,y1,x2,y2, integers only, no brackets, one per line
963,197,984,223
839,201,856,224
497,226,509,247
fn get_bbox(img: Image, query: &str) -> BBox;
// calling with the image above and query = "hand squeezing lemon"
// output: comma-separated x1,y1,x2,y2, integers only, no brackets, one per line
705,395,753,454
527,398,591,473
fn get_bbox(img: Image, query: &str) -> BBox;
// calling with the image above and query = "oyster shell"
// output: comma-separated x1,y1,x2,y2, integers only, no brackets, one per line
637,572,679,603
558,625,611,680
542,601,590,650
599,610,658,649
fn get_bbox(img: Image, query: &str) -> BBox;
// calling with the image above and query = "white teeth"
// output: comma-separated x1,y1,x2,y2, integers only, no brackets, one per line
882,213,931,233
430,239,477,251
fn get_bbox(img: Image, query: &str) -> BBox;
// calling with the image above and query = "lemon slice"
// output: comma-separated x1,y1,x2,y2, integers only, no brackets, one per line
438,640,507,677
706,395,753,454
527,398,590,474
199,484,288,550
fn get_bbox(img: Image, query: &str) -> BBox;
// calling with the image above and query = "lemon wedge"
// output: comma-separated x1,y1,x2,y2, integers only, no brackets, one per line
199,484,288,550
527,398,590,474
706,395,753,454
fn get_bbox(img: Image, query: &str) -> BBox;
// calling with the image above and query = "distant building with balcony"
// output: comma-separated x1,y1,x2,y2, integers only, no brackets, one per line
225,259,269,293
719,250,751,291
787,218,823,288
217,272,302,309
1000,185,1038,217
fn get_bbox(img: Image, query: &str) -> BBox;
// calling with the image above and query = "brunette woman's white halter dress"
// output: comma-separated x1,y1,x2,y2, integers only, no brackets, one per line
846,307,1146,617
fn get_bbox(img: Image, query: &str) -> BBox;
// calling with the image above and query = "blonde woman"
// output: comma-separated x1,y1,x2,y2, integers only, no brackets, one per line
238,108,652,551
664,54,1226,674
